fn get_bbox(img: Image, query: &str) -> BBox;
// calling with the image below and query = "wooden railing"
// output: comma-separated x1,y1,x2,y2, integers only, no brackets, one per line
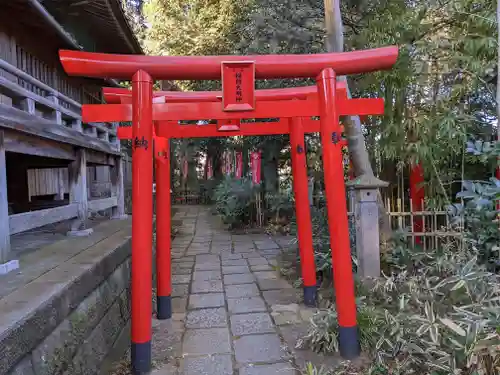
311,191,463,251
384,199,463,250
9,197,118,235
0,58,119,147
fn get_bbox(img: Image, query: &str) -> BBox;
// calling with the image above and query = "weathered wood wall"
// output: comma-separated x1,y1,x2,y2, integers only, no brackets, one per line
0,7,127,264
0,29,16,106
27,168,68,199
27,165,119,200
0,19,120,150
0,16,102,106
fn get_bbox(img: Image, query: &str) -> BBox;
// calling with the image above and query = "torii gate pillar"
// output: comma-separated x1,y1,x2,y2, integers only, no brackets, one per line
130,71,154,374
317,68,360,359
155,136,172,320
289,117,317,306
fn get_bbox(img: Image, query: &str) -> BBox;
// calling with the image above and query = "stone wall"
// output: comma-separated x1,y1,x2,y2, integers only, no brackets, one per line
2,232,131,375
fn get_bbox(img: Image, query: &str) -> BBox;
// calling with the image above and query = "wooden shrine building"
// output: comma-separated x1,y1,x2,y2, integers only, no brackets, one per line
0,0,141,268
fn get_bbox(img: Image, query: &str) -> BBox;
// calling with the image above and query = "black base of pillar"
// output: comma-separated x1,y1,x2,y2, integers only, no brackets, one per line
157,295,172,320
303,285,317,307
131,341,151,374
338,326,361,359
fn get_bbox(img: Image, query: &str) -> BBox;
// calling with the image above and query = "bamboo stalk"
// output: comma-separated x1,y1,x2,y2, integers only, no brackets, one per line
410,199,415,247
433,209,438,249
386,197,392,230
422,200,427,251
397,198,403,229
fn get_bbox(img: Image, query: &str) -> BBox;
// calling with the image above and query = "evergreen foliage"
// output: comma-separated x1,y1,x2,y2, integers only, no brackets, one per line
119,1,499,372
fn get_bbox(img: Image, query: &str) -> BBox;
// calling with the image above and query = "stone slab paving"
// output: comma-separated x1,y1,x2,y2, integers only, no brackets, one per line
149,205,336,375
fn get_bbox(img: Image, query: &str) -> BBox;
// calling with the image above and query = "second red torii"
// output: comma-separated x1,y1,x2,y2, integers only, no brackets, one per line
84,96,381,123
103,84,339,104
106,83,371,138
87,83,383,135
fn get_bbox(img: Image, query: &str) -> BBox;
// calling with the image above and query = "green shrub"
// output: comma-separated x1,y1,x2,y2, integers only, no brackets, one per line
213,176,259,228
199,178,220,204
288,202,357,280
299,140,500,374
449,178,500,268
299,244,500,375
265,189,295,220
264,190,295,234
451,139,500,268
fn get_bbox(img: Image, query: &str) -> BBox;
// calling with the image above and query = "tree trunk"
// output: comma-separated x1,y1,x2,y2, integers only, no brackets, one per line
186,143,198,192
324,0,375,176
323,0,392,246
207,140,224,181
242,142,250,176
262,141,280,194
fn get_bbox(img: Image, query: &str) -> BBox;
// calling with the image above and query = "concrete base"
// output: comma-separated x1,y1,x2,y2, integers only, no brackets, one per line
0,259,19,275
67,228,94,237
157,295,172,320
338,325,361,359
303,285,317,307
131,341,152,374
112,214,129,220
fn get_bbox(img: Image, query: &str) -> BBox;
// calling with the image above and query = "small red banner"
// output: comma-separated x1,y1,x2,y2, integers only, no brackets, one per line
227,151,233,175
222,151,232,176
235,152,243,179
221,61,255,112
221,152,226,175
250,151,261,185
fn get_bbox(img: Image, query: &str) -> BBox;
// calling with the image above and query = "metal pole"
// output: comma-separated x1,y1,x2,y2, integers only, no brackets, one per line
289,117,317,306
131,70,154,374
155,136,172,319
316,68,360,359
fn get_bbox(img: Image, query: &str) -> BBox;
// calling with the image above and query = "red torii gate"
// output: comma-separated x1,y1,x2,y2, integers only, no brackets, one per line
87,83,377,312
59,46,398,374
99,82,370,139
104,84,371,133
104,84,374,315
105,88,361,321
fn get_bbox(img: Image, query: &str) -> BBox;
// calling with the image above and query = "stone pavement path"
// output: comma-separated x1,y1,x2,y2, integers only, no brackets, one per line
147,206,338,375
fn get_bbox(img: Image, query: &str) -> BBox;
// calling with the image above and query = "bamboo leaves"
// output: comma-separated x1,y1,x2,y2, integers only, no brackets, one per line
300,234,500,374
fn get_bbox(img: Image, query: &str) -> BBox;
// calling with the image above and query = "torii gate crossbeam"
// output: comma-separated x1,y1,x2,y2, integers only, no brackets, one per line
59,46,398,80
